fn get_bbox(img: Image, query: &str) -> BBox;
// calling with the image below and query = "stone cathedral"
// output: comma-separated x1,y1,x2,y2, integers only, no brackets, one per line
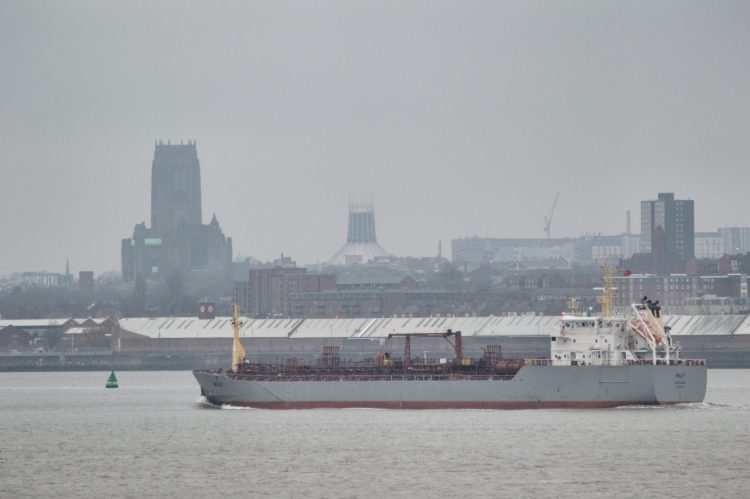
121,141,232,287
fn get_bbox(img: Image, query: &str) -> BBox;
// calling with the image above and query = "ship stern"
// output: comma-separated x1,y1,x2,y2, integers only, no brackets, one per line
653,364,707,404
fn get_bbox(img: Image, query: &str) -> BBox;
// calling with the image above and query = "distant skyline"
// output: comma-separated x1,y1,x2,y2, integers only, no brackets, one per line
1,1,749,273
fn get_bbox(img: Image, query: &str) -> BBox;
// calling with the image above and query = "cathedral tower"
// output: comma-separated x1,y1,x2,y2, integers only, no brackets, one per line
151,140,202,233
122,140,232,289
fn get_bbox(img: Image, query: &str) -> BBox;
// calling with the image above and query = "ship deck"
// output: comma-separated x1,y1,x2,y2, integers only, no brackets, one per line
195,371,517,382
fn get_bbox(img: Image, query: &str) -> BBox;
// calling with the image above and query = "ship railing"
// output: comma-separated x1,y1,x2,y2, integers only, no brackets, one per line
517,358,705,367
623,359,705,366
524,359,553,366
227,373,517,382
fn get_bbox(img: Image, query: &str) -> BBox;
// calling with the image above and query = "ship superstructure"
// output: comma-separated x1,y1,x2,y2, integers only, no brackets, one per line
552,267,683,368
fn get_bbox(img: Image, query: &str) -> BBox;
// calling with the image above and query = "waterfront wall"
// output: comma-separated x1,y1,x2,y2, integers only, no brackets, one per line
2,334,749,370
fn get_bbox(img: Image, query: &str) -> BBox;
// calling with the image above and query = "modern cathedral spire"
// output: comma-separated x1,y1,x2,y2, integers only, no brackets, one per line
346,194,378,243
329,194,389,265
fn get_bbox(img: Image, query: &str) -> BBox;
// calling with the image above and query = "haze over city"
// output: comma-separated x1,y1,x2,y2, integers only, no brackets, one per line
3,5,750,497
1,1,749,273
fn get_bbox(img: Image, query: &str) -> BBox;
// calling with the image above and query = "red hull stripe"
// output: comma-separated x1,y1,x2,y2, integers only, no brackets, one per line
219,400,665,410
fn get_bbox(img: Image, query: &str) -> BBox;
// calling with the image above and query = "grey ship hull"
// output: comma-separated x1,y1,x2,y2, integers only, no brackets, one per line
194,364,707,409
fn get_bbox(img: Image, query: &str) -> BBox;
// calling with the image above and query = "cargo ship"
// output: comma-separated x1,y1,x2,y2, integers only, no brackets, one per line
194,268,706,409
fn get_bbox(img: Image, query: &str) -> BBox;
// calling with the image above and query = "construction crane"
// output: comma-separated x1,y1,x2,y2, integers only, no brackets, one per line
543,192,560,239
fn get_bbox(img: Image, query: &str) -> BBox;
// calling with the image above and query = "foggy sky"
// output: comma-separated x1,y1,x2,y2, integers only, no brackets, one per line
1,1,748,274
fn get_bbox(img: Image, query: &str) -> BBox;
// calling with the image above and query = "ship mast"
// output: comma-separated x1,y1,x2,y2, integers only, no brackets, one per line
566,298,580,315
597,265,615,317
231,304,246,372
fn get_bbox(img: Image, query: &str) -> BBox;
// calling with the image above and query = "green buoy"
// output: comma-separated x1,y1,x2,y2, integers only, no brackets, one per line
106,371,119,389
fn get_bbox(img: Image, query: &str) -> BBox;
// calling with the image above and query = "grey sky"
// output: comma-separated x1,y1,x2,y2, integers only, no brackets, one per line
1,1,748,274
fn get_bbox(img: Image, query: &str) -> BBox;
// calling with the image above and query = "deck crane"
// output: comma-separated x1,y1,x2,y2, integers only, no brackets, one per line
543,192,560,239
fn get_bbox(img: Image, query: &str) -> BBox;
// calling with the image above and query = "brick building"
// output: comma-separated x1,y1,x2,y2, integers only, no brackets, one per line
613,273,748,314
234,257,335,317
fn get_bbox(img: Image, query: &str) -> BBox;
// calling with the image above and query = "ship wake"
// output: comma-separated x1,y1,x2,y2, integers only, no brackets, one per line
196,396,260,410
613,401,748,411
195,396,223,409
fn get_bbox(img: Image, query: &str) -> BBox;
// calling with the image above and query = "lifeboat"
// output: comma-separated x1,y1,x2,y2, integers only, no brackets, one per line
631,320,663,345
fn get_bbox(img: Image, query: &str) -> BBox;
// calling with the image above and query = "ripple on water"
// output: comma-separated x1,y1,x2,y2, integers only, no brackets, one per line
0,370,748,498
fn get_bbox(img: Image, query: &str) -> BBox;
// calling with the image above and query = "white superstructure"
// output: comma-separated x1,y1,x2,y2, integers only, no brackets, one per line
552,302,679,367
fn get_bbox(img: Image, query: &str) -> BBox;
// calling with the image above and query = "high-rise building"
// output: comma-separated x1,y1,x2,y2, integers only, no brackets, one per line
122,141,232,286
640,192,694,261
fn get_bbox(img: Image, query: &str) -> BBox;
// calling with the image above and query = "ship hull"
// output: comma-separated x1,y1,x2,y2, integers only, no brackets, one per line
194,365,706,409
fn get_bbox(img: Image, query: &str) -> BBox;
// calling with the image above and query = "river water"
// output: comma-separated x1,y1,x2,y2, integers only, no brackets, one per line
1,370,749,498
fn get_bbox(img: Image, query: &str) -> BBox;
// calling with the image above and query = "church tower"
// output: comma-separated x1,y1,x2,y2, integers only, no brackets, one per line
122,140,232,289
151,140,202,233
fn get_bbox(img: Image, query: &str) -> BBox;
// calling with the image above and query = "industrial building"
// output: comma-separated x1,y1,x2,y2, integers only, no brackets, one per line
695,227,750,259
111,313,750,368
3,312,750,369
451,237,576,267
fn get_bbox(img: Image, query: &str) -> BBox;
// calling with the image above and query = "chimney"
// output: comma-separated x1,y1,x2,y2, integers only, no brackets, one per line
626,210,631,235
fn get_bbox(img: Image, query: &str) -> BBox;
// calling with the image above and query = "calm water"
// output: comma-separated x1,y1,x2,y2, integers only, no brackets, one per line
1,370,749,498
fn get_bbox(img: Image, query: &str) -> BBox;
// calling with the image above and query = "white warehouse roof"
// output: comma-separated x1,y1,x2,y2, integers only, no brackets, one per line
117,314,750,340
